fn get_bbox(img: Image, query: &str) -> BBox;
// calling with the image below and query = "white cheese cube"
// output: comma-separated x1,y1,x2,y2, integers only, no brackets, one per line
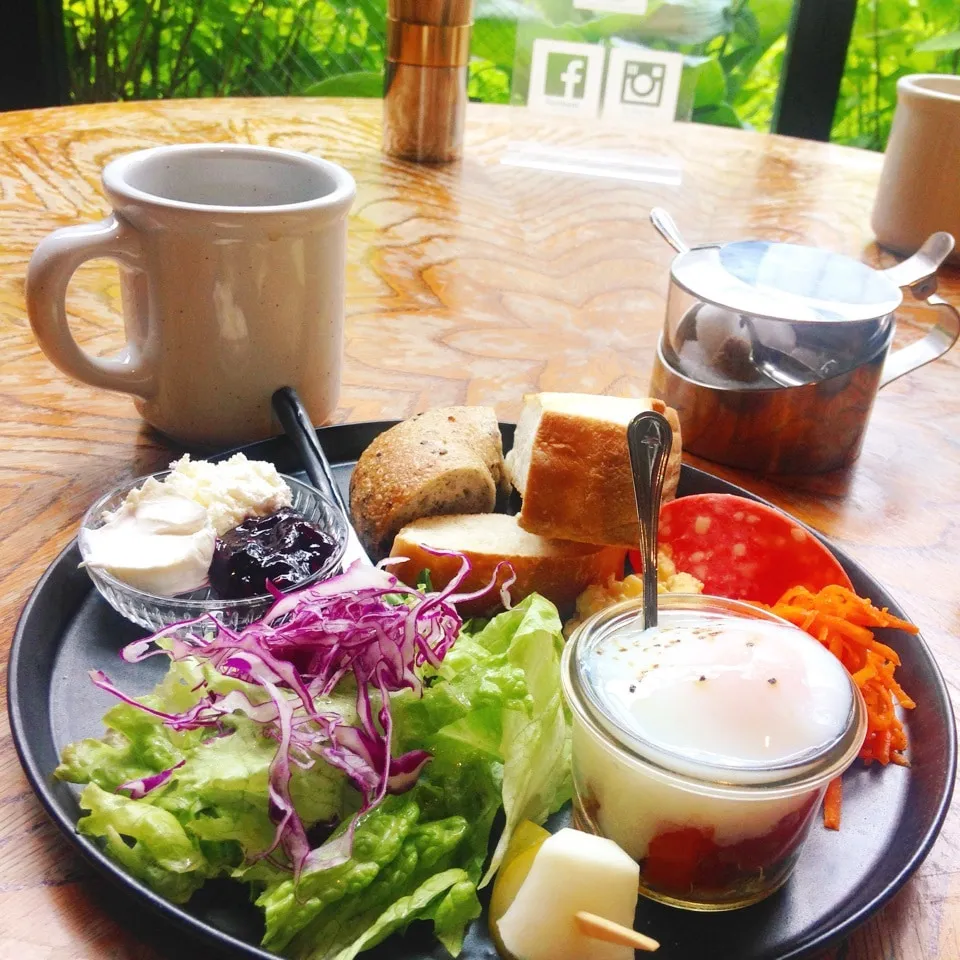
496,828,640,960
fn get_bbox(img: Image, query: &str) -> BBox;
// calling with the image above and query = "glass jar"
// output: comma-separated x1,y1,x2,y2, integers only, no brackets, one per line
561,594,867,911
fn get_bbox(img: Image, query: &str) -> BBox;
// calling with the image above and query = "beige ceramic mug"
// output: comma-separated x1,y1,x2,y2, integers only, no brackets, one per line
26,144,356,446
872,74,960,263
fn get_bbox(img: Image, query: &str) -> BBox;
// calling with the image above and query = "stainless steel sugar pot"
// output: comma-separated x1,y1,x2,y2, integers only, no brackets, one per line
648,210,960,473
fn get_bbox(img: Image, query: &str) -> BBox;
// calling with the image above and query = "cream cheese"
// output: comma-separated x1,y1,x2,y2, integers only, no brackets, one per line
82,454,293,596
134,454,292,536
81,487,216,596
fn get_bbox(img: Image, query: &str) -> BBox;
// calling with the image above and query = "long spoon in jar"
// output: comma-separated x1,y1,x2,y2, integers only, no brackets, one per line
627,411,674,631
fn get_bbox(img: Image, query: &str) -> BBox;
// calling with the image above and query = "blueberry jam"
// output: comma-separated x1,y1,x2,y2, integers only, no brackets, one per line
209,508,337,599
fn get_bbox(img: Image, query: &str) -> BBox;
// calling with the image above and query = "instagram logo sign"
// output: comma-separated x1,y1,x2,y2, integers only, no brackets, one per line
621,61,665,106
602,47,683,122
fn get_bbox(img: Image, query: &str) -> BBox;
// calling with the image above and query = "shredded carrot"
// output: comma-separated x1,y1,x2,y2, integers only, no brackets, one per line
823,777,843,830
756,584,918,827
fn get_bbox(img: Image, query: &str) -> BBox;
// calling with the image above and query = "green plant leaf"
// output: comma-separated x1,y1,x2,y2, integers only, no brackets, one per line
638,0,730,45
750,0,793,45
475,0,543,21
302,71,383,98
472,16,518,67
721,44,758,74
733,6,760,44
692,56,726,108
915,31,960,53
693,101,743,128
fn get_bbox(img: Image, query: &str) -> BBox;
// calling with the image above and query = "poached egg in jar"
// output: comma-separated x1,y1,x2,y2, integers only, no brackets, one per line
562,597,867,909
582,611,854,773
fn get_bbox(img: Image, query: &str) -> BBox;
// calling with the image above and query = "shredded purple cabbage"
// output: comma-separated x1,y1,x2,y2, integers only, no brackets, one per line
92,555,515,879
118,760,186,799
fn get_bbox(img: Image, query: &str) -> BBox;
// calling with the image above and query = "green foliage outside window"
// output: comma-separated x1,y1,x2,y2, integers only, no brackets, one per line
60,0,960,151
833,0,960,150
61,0,388,100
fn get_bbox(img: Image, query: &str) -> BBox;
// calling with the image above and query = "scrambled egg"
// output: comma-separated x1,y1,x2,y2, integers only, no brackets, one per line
565,549,703,634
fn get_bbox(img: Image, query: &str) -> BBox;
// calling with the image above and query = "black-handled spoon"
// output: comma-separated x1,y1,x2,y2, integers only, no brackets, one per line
271,387,371,566
627,411,673,631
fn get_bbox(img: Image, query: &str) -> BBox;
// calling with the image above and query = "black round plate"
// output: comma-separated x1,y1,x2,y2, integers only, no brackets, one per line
8,421,956,960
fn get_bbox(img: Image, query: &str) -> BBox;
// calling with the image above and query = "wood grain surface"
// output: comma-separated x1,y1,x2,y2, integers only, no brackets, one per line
0,97,957,960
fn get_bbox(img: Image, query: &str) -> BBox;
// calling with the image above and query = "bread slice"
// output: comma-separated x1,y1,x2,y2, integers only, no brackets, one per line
411,406,511,497
349,406,508,558
505,393,682,548
390,513,626,615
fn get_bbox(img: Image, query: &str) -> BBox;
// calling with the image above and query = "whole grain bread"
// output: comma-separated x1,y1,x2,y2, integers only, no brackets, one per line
505,393,682,548
349,406,508,558
390,513,626,615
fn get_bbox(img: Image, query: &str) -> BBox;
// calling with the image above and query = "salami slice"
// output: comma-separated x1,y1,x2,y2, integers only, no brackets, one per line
656,493,853,605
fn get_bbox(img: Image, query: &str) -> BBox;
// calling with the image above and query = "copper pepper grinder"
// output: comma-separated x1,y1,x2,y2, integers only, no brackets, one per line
383,0,474,163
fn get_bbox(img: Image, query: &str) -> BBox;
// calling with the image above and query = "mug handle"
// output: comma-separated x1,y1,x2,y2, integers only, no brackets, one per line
881,292,960,387
26,215,155,398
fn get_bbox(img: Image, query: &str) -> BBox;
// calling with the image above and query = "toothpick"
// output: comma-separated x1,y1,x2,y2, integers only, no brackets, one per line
575,911,660,952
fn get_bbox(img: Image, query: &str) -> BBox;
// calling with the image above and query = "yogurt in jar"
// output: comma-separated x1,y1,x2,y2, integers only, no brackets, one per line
562,595,866,910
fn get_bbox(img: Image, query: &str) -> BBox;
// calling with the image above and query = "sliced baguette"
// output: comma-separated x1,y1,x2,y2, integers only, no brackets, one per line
390,513,626,615
349,406,508,558
505,393,682,548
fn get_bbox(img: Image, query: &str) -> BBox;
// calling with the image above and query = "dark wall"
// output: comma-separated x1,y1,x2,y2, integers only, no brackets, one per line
0,0,68,111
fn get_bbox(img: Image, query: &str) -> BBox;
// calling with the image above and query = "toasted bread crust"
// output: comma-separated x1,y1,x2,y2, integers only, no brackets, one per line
349,407,507,558
390,514,626,615
516,398,681,548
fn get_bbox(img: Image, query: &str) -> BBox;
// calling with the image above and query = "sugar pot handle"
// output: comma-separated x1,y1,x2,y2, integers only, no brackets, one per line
880,232,959,386
880,294,960,388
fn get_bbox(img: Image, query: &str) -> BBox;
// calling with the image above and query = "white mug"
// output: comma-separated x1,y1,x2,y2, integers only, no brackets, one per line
26,144,356,446
872,74,960,263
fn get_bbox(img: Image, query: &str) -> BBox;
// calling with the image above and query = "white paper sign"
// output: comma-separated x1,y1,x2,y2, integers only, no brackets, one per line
526,39,607,119
574,0,648,15
601,47,684,124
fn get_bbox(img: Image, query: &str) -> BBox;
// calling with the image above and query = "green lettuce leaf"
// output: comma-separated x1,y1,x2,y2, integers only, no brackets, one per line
56,592,570,959
258,594,568,957
284,815,481,960
61,663,346,905
393,593,571,885
77,782,213,902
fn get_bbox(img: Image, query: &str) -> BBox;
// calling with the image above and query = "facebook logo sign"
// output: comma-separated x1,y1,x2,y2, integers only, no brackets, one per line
528,39,605,117
545,53,588,100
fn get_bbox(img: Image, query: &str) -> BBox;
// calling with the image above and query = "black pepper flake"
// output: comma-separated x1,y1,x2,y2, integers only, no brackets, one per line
629,683,637,693
698,675,706,682
746,641,755,647
768,677,778,685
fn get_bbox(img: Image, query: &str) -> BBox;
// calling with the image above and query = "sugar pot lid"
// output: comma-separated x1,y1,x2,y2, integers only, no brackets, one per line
652,208,956,325
671,241,903,324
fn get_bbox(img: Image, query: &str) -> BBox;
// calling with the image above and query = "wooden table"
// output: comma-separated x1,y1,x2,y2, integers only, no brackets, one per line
0,97,957,960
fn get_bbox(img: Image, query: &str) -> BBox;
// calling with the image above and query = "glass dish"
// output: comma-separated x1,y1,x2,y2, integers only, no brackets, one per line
561,594,867,912
78,472,348,631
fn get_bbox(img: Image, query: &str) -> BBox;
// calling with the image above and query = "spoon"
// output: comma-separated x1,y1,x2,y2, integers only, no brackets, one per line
271,387,371,566
650,206,689,254
627,411,673,631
